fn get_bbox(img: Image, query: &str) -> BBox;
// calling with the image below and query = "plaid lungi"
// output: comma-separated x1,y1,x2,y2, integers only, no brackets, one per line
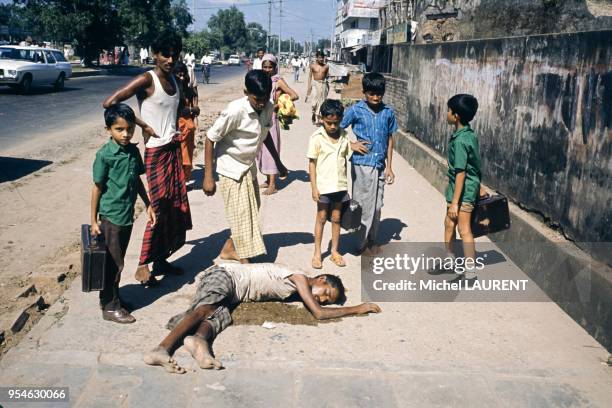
139,141,192,265
166,266,234,336
219,166,266,259
311,79,329,116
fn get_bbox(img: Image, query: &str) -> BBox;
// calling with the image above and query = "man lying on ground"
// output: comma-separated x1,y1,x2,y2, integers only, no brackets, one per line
144,263,381,373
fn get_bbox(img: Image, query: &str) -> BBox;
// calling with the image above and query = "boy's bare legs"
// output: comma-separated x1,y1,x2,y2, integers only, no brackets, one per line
312,203,327,269
444,211,457,255
144,304,218,374
457,210,476,276
184,321,223,369
330,202,346,266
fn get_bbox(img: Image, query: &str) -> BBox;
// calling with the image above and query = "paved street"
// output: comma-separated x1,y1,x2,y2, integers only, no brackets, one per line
0,73,610,407
0,64,245,154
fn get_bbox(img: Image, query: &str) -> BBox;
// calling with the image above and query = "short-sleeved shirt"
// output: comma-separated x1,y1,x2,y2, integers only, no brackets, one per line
306,127,352,195
340,100,398,169
445,126,481,204
93,139,145,226
218,263,297,303
207,96,274,181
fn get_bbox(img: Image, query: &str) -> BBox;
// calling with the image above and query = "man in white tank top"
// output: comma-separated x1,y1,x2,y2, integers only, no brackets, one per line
103,30,192,287
144,263,382,372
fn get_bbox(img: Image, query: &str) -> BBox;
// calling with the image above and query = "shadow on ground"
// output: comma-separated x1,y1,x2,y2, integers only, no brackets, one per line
0,156,53,182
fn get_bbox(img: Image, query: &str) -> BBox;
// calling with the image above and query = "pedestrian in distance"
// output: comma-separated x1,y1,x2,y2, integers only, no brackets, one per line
340,73,397,256
103,30,192,287
291,54,301,82
252,47,265,70
306,50,330,125
307,100,352,269
443,94,487,281
90,104,157,324
143,263,381,372
258,54,297,195
202,71,275,263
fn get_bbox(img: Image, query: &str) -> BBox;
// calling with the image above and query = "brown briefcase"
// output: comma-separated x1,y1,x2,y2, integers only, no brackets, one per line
471,195,511,238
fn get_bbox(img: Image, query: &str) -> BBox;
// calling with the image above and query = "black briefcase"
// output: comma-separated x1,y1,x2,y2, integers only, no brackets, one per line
471,195,511,238
326,199,363,232
80,224,106,292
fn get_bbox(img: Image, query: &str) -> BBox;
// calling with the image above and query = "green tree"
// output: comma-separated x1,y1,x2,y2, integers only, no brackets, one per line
245,22,267,55
207,6,248,56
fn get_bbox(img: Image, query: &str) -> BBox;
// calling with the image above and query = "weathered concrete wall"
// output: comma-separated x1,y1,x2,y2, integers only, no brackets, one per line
383,30,612,264
411,0,612,42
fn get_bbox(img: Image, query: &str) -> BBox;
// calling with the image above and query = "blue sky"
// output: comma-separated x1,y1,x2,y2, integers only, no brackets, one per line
191,0,336,42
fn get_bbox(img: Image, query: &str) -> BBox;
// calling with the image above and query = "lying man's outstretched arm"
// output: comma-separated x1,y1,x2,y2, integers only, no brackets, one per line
289,274,381,320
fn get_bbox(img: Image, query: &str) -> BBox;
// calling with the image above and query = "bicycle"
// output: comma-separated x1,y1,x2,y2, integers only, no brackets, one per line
201,63,211,84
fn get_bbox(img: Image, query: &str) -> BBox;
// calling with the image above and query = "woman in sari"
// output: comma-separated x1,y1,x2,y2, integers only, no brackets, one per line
257,54,299,195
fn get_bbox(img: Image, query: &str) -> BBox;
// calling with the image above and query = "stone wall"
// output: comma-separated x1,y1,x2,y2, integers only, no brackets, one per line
382,30,612,263
409,0,612,42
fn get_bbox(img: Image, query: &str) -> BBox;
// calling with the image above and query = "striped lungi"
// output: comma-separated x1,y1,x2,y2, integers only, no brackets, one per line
219,166,266,259
139,141,192,265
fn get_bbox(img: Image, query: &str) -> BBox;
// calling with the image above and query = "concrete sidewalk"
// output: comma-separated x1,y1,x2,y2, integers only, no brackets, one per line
0,72,610,408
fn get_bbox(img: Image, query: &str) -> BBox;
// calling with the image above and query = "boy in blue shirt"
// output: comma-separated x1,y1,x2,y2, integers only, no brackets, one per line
91,104,156,323
341,73,397,256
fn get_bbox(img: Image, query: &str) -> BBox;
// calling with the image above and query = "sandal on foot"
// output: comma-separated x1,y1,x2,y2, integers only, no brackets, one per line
140,276,159,287
311,256,322,269
330,253,346,267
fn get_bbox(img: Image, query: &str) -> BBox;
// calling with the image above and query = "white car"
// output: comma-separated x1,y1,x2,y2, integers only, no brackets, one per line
0,46,72,94
228,55,241,65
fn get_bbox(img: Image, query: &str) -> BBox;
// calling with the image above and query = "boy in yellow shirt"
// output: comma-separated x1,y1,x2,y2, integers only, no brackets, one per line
307,100,352,269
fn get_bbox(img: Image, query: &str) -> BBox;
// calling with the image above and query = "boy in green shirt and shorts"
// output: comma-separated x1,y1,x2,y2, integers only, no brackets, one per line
91,103,156,323
444,94,485,280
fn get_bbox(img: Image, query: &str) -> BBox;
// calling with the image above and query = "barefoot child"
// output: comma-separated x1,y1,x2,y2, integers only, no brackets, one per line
306,50,329,125
174,62,200,184
90,104,157,323
144,263,381,372
203,71,275,263
341,73,398,256
444,94,485,280
307,100,352,269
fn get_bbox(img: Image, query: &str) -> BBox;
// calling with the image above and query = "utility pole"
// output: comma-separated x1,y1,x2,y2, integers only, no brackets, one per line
193,0,196,30
267,0,272,51
278,0,282,56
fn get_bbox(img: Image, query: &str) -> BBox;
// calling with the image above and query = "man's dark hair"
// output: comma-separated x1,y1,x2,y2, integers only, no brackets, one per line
447,94,478,125
316,50,325,58
320,99,344,118
257,47,265,53
104,103,136,127
245,70,272,97
316,274,347,305
151,30,182,56
362,72,386,94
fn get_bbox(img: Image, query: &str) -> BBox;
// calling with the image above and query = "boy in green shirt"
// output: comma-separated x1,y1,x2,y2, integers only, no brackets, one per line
91,103,156,323
444,94,485,280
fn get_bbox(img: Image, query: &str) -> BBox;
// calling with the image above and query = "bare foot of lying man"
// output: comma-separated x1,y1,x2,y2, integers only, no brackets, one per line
143,346,186,374
145,263,381,372
184,335,223,369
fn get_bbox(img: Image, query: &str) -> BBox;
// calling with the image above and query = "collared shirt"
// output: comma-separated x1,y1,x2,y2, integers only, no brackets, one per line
445,125,481,204
306,127,352,195
207,96,274,181
93,139,145,226
252,58,263,70
340,100,398,169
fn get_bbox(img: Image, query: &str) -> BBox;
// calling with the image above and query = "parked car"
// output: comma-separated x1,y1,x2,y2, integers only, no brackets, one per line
0,45,72,94
228,54,241,66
